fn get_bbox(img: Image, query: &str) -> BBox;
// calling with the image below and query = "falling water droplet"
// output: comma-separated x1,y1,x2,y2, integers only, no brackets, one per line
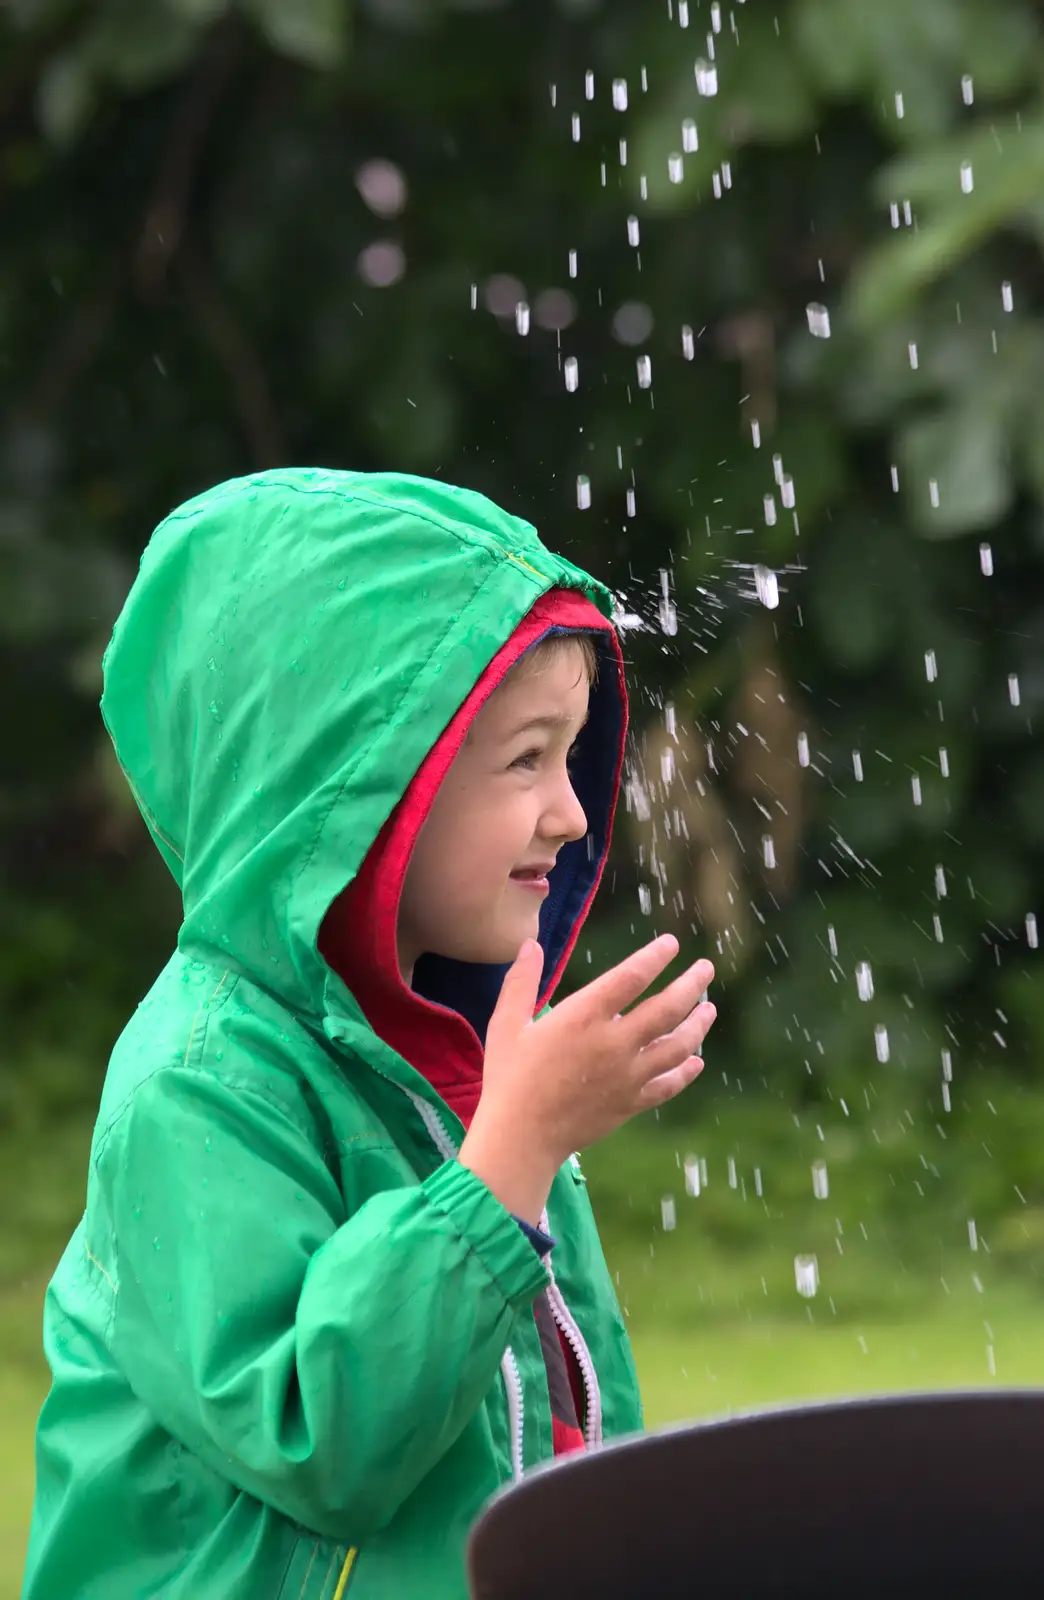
925,649,938,682
681,325,695,359
942,1049,953,1081
470,283,478,309
515,301,530,336
1008,674,1021,707
568,249,578,278
710,0,721,30
636,353,652,388
638,883,653,915
762,835,777,870
781,475,796,508
827,925,838,958
754,564,779,608
564,356,579,392
852,750,864,782
695,59,718,95
627,214,640,247
795,1254,819,1298
933,915,944,943
668,152,684,183
935,864,947,898
874,1025,890,1063
1027,913,1038,949
979,542,994,575
909,341,919,369
856,962,874,1002
928,479,940,508
911,774,923,806
751,419,761,448
806,302,831,338
894,91,905,118
890,464,900,492
571,113,581,141
763,494,778,527
961,74,974,105
727,1157,738,1189
797,732,810,768
811,1160,829,1200
612,77,628,110
968,1219,978,1252
939,747,950,778
772,454,785,486
960,161,974,193
661,1195,677,1231
684,1155,701,1197
576,474,591,510
682,117,698,152
625,487,636,517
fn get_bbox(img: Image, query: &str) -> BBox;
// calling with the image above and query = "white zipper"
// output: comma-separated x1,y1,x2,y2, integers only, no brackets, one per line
541,1209,603,1448
405,1088,527,1480
500,1347,525,1480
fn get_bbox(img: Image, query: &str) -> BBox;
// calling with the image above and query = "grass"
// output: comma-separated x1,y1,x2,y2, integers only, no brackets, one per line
3,1083,1044,1596
4,1282,1043,1598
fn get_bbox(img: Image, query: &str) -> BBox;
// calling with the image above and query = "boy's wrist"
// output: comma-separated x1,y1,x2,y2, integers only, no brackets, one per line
458,1118,562,1228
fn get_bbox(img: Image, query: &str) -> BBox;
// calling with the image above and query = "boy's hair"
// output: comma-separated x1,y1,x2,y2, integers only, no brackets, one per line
517,631,600,684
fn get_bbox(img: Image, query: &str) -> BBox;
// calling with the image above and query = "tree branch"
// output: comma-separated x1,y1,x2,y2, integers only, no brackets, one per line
134,20,241,302
180,241,284,467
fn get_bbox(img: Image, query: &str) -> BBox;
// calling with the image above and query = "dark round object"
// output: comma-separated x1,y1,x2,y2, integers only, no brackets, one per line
468,1390,1044,1597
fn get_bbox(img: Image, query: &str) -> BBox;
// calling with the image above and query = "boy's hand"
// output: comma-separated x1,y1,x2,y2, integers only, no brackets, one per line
459,935,716,1225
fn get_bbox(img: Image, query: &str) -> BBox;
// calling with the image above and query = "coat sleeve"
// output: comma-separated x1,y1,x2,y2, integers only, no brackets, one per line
93,1065,549,1542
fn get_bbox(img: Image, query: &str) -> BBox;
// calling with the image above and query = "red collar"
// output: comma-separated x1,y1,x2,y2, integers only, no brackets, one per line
318,589,626,1130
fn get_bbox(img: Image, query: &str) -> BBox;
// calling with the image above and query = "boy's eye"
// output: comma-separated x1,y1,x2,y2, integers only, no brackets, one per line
509,741,583,774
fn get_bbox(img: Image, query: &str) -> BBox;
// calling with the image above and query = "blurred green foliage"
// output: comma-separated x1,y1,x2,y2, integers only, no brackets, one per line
0,0,1041,1207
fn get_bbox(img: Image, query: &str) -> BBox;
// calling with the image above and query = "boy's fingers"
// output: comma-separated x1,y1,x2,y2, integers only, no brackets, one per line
489,939,545,1037
622,962,715,1051
585,935,681,1018
634,1006,715,1082
639,1056,705,1108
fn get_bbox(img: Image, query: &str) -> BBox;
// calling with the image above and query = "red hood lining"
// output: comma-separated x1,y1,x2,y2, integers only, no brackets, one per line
318,588,628,1130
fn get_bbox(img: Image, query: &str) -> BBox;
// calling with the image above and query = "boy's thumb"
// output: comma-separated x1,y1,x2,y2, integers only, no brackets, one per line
489,939,545,1038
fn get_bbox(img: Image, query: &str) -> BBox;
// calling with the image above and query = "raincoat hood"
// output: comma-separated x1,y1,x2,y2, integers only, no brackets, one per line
102,468,627,1050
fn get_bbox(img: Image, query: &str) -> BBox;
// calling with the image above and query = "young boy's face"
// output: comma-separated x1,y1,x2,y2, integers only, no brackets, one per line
398,643,591,980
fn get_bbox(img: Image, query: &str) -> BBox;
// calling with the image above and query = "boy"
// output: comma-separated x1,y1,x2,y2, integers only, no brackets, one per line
23,469,716,1599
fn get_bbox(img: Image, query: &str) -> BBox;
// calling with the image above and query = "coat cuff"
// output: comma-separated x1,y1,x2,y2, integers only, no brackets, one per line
421,1159,550,1305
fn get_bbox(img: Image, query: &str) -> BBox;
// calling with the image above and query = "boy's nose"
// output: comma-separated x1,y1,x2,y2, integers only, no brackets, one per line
553,786,588,845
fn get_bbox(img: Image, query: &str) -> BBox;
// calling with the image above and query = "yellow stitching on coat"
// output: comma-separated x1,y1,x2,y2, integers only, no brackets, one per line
508,551,549,581
84,1245,118,1297
113,759,185,863
182,969,231,1067
296,1540,319,1599
332,1549,357,1599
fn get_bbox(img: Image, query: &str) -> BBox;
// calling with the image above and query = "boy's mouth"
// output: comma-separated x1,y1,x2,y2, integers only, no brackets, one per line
509,862,554,894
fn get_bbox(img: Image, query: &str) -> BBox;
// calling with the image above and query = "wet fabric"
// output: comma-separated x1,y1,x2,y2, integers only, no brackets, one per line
23,469,644,1600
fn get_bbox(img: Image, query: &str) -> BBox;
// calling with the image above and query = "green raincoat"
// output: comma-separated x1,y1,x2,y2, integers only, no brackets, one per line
23,469,643,1600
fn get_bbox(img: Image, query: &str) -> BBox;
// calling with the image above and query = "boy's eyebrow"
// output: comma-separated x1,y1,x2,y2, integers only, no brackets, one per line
506,709,590,738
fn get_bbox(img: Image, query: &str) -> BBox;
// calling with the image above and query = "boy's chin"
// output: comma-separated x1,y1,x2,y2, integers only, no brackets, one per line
431,915,542,968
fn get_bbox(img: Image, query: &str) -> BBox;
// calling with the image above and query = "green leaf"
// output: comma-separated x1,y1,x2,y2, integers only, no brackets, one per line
86,1,200,90
36,49,96,144
899,407,1012,536
849,119,1044,326
168,0,230,21
239,0,349,67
